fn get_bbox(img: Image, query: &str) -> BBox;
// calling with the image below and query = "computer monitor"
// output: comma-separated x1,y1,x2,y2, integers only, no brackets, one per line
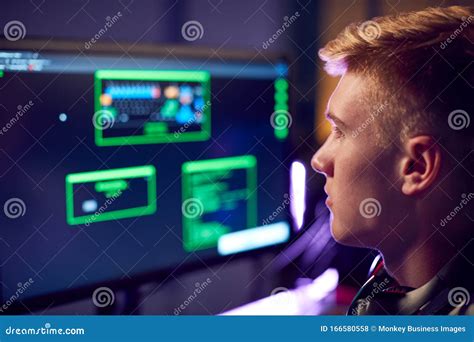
0,39,294,310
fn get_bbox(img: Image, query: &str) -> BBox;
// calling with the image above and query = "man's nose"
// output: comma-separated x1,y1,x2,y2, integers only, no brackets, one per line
311,144,334,177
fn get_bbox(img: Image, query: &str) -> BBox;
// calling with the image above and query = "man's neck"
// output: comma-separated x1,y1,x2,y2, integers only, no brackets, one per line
382,232,459,288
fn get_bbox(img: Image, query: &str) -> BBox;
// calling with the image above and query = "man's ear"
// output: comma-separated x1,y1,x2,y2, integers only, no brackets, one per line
400,136,442,196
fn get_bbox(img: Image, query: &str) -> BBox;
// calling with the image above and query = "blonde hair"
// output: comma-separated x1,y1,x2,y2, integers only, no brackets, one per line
319,6,473,148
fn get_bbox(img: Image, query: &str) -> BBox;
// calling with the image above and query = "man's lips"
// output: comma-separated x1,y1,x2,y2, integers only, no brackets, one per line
324,186,333,206
325,197,333,207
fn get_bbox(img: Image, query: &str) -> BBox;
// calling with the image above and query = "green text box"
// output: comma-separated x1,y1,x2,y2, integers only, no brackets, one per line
181,155,257,252
65,165,157,226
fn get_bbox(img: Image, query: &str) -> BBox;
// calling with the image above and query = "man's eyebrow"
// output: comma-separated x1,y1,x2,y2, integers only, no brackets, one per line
325,111,347,128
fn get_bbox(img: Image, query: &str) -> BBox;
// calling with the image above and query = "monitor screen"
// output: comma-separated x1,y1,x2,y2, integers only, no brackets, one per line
0,42,293,306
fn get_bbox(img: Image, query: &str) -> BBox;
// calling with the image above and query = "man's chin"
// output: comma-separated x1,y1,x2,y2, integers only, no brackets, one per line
330,220,366,248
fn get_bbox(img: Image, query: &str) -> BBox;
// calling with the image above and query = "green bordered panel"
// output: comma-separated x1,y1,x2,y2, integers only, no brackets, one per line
181,155,257,252
65,165,157,226
273,77,289,140
94,69,211,146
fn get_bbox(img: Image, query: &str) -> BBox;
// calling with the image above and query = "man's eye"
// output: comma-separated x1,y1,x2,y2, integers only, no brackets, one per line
332,126,345,138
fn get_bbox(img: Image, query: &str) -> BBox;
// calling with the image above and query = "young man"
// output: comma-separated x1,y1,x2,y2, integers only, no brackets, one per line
312,6,473,314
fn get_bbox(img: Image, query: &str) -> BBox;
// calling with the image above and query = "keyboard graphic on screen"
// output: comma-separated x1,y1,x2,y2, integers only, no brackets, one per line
94,70,211,146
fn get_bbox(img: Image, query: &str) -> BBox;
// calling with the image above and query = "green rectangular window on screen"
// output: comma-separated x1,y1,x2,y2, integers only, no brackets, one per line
94,69,211,146
65,165,157,225
181,155,257,252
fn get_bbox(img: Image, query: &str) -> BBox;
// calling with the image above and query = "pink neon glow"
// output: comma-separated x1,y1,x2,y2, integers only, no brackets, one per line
221,268,339,315
290,161,306,230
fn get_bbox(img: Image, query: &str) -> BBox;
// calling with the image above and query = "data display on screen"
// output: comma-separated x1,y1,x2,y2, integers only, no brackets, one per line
94,70,211,146
0,47,291,306
181,155,257,252
65,165,157,225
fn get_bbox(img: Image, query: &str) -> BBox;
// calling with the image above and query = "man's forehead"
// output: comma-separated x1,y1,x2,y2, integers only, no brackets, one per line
327,73,368,124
